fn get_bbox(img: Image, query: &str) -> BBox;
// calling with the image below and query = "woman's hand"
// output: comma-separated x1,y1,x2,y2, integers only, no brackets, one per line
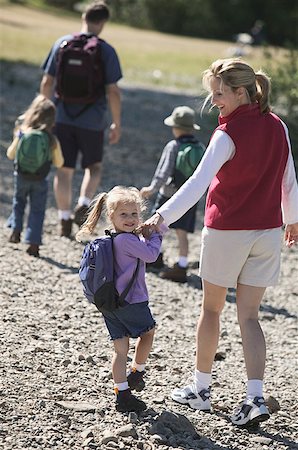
136,213,165,237
284,223,298,247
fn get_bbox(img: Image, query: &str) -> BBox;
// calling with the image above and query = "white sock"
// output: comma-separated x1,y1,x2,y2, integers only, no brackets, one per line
114,381,129,391
194,369,211,391
246,379,263,400
178,256,188,268
78,196,91,207
131,362,145,372
58,210,72,220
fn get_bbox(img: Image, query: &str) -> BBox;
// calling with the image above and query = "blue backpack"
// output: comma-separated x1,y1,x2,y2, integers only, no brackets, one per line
79,231,139,313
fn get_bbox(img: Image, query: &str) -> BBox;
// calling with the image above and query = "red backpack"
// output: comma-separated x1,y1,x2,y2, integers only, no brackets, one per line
55,33,105,105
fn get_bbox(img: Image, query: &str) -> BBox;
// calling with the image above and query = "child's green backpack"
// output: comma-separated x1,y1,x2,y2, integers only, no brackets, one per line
16,130,52,180
173,141,206,188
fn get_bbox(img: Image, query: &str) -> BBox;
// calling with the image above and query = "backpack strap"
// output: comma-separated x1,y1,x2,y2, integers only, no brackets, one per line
105,230,140,306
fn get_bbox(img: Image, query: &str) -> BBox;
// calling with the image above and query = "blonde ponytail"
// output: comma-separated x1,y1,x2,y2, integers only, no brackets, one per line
76,192,107,241
255,71,271,113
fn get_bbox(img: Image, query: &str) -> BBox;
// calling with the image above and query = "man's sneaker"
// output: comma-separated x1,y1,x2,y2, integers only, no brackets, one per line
159,263,187,283
146,252,164,271
127,368,145,392
60,219,72,238
73,205,89,227
115,388,147,413
171,383,211,411
230,396,270,427
9,230,21,243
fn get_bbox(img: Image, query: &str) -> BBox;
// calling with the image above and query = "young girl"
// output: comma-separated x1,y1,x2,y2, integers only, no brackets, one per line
144,59,298,426
7,94,64,257
76,186,166,413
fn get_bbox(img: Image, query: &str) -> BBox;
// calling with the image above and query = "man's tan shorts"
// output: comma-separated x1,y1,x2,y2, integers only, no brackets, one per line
199,227,282,288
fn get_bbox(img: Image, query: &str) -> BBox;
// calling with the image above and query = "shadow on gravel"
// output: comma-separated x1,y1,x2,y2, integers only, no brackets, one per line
40,255,78,273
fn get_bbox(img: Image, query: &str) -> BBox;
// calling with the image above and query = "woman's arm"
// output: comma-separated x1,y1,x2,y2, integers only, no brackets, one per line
155,130,235,226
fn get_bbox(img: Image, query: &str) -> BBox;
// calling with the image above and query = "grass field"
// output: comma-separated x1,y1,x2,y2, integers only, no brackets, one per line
0,1,279,93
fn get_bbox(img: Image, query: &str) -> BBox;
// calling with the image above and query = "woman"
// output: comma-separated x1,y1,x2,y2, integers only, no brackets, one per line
143,58,298,427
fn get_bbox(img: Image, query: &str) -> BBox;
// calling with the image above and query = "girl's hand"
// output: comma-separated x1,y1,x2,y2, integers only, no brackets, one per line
284,223,298,248
136,213,165,237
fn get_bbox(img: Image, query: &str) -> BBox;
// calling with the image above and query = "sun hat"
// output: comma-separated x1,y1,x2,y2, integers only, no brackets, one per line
164,106,200,131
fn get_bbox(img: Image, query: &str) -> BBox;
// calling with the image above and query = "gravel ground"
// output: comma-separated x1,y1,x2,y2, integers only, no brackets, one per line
0,62,297,450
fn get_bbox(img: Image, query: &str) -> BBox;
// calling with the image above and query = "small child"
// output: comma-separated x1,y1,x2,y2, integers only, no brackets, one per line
141,106,204,283
6,94,64,257
76,186,166,413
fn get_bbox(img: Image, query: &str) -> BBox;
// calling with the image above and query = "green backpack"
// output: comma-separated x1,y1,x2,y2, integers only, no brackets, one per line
16,130,52,180
173,141,206,188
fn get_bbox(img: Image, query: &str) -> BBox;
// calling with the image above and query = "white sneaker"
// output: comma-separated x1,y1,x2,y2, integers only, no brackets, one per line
171,383,211,411
231,396,270,426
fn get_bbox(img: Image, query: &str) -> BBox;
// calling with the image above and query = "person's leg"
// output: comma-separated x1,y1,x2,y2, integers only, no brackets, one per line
236,283,266,381
54,167,75,237
230,284,270,426
133,328,155,366
79,162,102,201
176,228,188,259
127,328,155,392
159,229,189,282
73,128,104,226
172,280,227,410
112,336,129,384
196,280,227,373
159,204,196,282
112,336,147,412
25,179,48,256
8,175,28,236
53,167,74,211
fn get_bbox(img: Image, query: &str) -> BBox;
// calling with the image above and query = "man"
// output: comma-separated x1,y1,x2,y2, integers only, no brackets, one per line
40,1,122,237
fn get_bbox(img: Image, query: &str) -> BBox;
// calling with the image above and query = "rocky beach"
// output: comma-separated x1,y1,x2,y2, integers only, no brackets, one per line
0,62,297,450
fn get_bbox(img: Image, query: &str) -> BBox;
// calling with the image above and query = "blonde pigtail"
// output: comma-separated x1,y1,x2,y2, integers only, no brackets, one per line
76,192,107,241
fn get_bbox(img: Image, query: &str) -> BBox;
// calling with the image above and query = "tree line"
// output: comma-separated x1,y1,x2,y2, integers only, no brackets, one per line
39,0,297,47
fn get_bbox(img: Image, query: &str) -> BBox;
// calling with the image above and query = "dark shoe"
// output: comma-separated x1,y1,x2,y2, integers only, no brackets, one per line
60,219,72,238
9,230,21,243
159,263,187,283
26,244,40,258
146,252,164,271
115,388,147,412
127,369,145,392
73,205,89,227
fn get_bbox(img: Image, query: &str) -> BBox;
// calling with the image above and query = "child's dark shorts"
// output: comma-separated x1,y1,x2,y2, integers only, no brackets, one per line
153,192,197,233
55,123,104,169
102,301,156,341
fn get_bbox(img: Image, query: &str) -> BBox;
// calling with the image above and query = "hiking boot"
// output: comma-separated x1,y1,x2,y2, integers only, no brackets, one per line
73,205,89,227
26,244,40,258
171,383,211,411
9,230,21,243
159,263,187,283
60,219,72,238
115,388,147,413
127,368,145,392
146,252,164,271
230,396,270,427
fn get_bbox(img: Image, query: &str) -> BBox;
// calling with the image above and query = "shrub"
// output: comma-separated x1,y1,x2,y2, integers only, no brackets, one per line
264,46,298,165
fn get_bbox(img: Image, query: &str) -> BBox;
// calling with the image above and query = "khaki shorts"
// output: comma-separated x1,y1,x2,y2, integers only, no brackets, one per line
199,227,282,288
